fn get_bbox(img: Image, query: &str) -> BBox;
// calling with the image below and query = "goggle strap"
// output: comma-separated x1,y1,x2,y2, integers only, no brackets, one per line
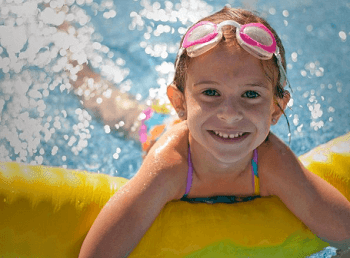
275,50,292,93
217,20,241,30
175,47,184,68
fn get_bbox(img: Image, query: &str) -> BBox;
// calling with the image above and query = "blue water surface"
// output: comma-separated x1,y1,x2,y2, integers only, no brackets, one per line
0,0,349,257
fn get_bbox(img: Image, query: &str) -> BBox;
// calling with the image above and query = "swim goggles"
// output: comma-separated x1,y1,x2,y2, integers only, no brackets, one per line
175,20,290,89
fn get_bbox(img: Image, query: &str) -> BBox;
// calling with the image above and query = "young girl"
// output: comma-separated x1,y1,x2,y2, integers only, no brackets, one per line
79,7,350,258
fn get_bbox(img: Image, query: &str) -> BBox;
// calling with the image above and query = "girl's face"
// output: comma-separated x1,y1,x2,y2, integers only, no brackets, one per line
177,44,285,164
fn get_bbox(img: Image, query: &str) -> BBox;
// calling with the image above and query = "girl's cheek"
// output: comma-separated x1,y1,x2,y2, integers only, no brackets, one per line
188,98,208,113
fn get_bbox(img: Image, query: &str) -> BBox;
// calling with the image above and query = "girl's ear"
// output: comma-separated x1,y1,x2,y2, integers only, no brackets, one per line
167,84,187,120
271,90,291,125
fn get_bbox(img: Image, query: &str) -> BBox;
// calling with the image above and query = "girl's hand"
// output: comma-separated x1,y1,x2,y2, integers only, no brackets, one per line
79,121,189,258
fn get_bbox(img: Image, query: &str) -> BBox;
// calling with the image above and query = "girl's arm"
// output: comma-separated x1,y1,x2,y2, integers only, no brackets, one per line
78,121,189,258
260,133,350,244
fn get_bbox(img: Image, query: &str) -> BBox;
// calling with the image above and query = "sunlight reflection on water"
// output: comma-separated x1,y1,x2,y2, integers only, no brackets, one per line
0,0,349,171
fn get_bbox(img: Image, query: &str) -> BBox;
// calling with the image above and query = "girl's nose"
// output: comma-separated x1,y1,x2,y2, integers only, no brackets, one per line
217,101,243,123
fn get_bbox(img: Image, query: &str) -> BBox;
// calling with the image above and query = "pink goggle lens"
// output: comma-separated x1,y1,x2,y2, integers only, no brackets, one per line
182,21,219,48
239,23,276,53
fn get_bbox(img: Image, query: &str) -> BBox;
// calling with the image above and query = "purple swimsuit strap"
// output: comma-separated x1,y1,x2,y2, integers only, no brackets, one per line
253,148,258,163
184,145,193,197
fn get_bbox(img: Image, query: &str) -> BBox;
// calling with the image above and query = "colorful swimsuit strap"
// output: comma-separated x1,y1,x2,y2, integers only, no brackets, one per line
251,148,258,192
183,146,258,198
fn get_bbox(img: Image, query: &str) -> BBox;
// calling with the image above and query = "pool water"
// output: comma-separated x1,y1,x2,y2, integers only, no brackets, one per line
0,0,349,256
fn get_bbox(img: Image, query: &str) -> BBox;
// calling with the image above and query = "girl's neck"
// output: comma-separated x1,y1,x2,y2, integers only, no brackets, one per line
188,133,254,181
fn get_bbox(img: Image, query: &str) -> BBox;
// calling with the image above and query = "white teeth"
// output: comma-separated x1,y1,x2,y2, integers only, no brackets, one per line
213,131,244,139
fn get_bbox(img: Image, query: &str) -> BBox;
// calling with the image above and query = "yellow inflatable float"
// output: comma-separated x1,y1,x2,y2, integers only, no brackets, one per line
1,133,349,257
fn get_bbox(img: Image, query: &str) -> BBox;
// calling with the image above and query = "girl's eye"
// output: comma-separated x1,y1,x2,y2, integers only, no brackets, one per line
243,90,260,98
202,89,219,97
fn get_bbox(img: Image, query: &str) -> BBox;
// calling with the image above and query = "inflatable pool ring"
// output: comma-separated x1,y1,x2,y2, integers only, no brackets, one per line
0,133,349,257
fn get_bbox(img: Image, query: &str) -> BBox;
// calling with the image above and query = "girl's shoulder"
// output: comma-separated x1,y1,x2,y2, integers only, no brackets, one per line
257,131,343,202
142,120,190,200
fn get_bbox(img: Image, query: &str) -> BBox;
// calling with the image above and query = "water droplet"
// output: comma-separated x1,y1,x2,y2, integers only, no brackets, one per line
339,31,347,42
306,25,313,32
269,7,276,15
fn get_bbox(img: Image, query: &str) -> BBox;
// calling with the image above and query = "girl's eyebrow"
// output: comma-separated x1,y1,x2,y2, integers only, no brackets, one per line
193,80,220,87
244,82,270,90
193,81,269,89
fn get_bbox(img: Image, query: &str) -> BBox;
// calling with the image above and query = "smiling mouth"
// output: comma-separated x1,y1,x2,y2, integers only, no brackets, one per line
208,130,250,143
209,130,247,139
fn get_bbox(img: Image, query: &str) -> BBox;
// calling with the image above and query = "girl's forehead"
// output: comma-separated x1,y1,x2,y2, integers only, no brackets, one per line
186,45,271,87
